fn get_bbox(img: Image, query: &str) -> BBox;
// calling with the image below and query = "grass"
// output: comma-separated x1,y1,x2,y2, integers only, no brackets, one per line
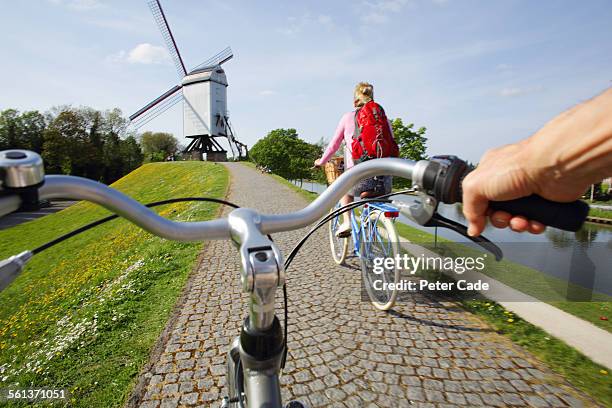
0,161,229,407
588,207,612,220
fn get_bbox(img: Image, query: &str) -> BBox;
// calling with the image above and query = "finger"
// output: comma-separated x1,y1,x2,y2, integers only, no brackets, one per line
509,216,530,232
462,175,488,237
528,220,546,234
489,211,511,229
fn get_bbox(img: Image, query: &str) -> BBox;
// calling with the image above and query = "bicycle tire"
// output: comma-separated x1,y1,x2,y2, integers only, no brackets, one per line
226,348,246,408
328,207,349,264
359,210,400,311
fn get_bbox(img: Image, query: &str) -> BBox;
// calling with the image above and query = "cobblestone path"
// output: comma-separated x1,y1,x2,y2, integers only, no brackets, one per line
131,163,597,408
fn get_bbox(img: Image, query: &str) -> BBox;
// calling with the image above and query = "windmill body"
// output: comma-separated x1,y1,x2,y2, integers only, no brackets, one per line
182,66,232,161
129,0,247,161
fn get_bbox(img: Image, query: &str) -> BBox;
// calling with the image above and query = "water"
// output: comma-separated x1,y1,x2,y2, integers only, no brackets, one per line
291,180,612,297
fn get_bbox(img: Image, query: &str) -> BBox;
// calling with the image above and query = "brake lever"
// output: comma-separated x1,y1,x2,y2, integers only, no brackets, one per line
424,213,503,261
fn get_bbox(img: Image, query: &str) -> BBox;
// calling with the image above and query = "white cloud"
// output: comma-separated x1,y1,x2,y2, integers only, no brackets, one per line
48,0,104,11
361,12,389,24
499,85,544,97
127,43,171,65
105,50,126,64
259,90,277,96
278,14,334,36
317,15,333,25
359,0,409,24
359,0,444,24
106,44,171,65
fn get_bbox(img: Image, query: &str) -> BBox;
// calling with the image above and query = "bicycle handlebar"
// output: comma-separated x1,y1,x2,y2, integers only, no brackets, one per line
421,155,589,232
488,196,589,232
1,157,417,240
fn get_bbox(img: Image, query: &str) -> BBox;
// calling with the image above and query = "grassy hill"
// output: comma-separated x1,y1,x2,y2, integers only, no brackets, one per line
0,161,229,407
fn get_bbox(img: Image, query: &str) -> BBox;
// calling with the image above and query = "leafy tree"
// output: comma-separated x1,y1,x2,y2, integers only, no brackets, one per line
250,129,322,181
119,135,144,175
140,131,179,162
42,110,86,175
392,118,427,161
391,118,428,188
0,109,22,150
2,105,143,183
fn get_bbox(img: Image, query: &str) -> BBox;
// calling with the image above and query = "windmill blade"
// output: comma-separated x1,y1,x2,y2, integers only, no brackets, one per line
148,0,187,78
190,47,233,72
130,85,183,129
130,92,183,130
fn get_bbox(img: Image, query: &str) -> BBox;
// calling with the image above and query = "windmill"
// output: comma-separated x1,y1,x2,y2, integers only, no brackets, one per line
129,0,247,161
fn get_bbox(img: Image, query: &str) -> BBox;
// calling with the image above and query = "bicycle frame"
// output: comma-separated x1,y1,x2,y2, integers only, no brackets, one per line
350,202,399,257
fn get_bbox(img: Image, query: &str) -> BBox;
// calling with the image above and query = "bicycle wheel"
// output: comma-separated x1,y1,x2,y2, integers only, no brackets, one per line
226,343,246,408
328,206,349,264
360,210,401,310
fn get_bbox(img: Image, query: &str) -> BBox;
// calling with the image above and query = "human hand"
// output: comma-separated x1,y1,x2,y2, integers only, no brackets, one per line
461,141,546,237
313,159,323,168
463,88,612,237
462,139,595,236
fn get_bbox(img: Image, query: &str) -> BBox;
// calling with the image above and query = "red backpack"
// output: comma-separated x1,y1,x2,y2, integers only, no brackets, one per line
351,101,399,161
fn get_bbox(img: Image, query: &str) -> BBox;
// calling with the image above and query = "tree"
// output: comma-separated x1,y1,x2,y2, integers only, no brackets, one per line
391,118,428,188
392,118,427,161
119,135,144,175
250,129,322,181
140,131,179,162
2,104,143,182
0,109,22,150
42,110,87,175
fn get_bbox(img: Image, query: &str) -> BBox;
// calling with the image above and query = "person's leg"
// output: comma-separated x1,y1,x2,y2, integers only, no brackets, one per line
341,194,353,225
336,193,353,237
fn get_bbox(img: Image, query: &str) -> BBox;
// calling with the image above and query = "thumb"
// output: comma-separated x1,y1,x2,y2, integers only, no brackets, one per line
462,176,489,237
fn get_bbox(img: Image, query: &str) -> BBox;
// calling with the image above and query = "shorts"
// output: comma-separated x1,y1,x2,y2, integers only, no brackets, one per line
351,175,393,197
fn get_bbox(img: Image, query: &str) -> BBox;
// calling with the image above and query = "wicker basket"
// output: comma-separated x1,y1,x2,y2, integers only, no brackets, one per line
324,156,345,184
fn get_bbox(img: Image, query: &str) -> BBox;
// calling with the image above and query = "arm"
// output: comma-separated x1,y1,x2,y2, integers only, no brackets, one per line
462,87,612,236
315,114,348,166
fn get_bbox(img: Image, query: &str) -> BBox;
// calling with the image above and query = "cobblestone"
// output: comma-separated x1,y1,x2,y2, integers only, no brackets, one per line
131,163,599,407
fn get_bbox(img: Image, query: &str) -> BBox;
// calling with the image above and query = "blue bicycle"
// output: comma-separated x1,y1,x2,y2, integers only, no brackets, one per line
328,200,401,310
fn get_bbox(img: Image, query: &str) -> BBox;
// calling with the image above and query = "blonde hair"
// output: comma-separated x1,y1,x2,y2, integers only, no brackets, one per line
354,82,374,107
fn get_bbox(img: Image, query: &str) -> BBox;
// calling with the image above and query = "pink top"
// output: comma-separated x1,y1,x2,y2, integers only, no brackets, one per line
319,110,394,169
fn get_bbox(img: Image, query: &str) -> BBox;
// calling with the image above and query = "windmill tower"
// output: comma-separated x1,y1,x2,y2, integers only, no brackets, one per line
129,0,247,161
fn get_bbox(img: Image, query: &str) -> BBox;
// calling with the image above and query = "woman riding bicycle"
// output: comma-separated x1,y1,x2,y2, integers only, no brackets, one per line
314,82,395,237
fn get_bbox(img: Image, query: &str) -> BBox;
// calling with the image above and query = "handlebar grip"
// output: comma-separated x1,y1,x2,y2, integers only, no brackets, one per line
489,195,589,232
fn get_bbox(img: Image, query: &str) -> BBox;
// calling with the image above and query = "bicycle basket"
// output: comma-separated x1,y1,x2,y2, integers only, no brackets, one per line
324,157,345,184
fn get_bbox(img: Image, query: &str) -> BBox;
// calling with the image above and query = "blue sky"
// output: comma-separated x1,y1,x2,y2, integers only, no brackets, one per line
1,0,611,162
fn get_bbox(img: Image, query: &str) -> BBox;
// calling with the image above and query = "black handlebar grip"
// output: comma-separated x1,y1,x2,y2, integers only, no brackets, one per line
489,195,589,232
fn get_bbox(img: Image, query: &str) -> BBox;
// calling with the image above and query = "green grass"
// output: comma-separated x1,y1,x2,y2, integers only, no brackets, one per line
588,207,612,220
0,162,229,407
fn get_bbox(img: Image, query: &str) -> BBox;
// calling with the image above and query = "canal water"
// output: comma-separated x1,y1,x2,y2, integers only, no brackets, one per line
292,180,612,298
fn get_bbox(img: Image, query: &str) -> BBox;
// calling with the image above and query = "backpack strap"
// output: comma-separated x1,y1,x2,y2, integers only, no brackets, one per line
353,109,362,140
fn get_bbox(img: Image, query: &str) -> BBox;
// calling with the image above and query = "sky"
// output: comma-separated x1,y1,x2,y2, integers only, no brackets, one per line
1,0,611,162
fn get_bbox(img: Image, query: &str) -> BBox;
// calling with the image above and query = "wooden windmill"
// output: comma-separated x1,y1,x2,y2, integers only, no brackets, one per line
129,0,247,161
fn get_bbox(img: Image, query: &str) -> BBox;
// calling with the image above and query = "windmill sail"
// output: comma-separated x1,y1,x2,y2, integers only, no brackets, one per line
148,0,187,79
129,85,183,129
190,47,234,72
